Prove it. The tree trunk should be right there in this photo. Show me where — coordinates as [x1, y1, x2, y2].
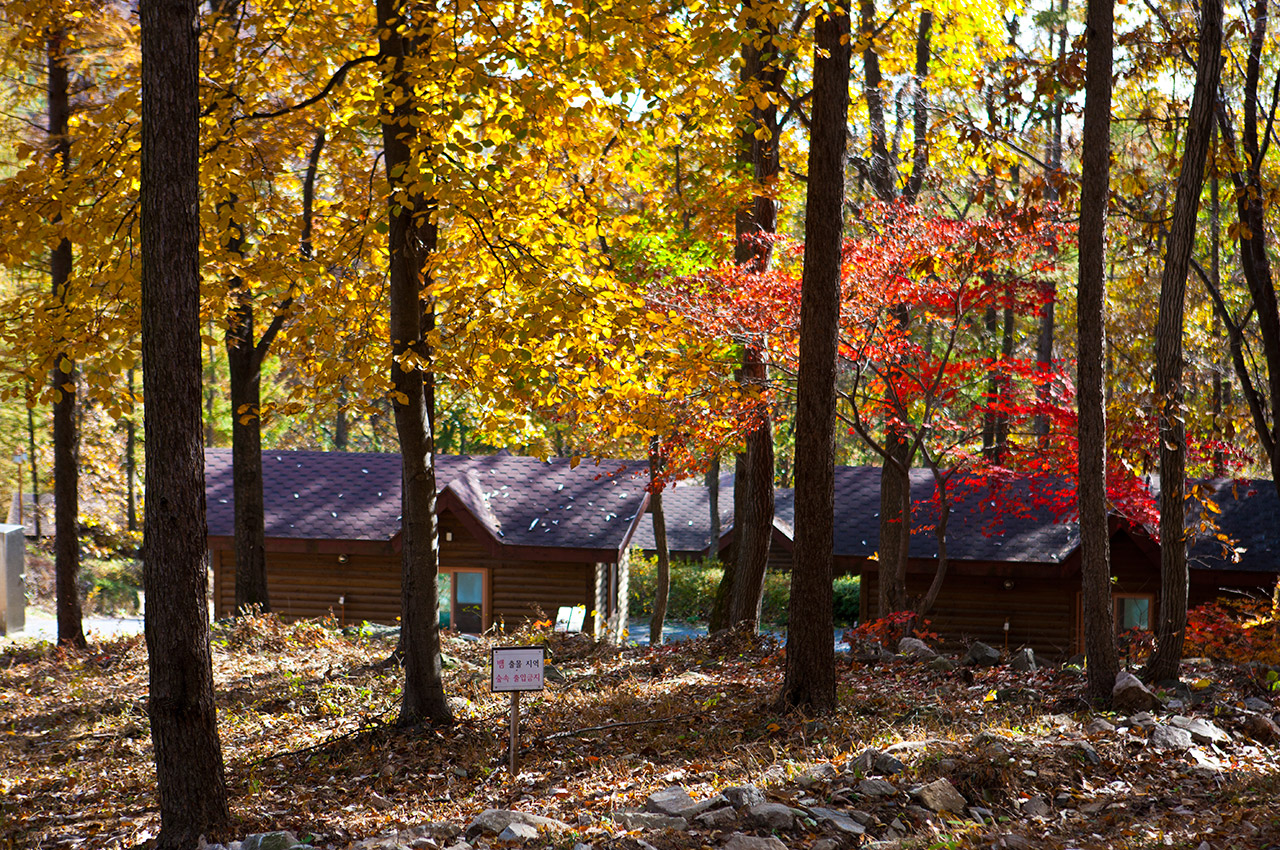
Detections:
[707, 454, 721, 552]
[708, 453, 745, 631]
[378, 0, 452, 727]
[227, 308, 270, 613]
[876, 420, 911, 617]
[48, 27, 85, 650]
[779, 4, 850, 714]
[728, 345, 775, 629]
[1034, 0, 1068, 443]
[140, 0, 230, 841]
[1077, 0, 1120, 702]
[1144, 0, 1223, 683]
[27, 405, 40, 538]
[126, 368, 138, 533]
[648, 444, 671, 645]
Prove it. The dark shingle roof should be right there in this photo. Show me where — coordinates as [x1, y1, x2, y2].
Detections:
[630, 477, 735, 554]
[1189, 478, 1280, 572]
[205, 449, 651, 555]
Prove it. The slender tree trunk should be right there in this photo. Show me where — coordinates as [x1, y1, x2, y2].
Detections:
[140, 0, 230, 841]
[126, 368, 137, 533]
[27, 405, 40, 538]
[48, 27, 85, 649]
[648, 443, 671, 645]
[1035, 0, 1069, 443]
[779, 4, 850, 714]
[728, 346, 775, 629]
[707, 454, 721, 552]
[1077, 0, 1120, 702]
[379, 0, 452, 727]
[227, 312, 270, 612]
[1144, 0, 1223, 683]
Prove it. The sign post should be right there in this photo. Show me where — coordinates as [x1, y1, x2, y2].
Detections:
[491, 646, 545, 775]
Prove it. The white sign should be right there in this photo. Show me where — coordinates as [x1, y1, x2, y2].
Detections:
[491, 646, 545, 692]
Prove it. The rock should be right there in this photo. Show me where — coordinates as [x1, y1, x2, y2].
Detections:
[1020, 795, 1051, 818]
[1072, 741, 1102, 766]
[1009, 647, 1037, 672]
[848, 748, 877, 774]
[645, 786, 697, 817]
[722, 785, 766, 809]
[992, 835, 1034, 850]
[929, 656, 957, 672]
[807, 807, 865, 836]
[798, 763, 840, 787]
[848, 810, 873, 825]
[811, 840, 840, 850]
[897, 637, 938, 660]
[370, 792, 395, 810]
[1149, 725, 1194, 751]
[695, 807, 738, 828]
[543, 664, 566, 683]
[1126, 711, 1157, 730]
[745, 802, 796, 830]
[913, 779, 966, 814]
[1242, 711, 1280, 743]
[722, 834, 787, 850]
[1084, 718, 1115, 735]
[242, 833, 302, 850]
[1113, 671, 1161, 713]
[1169, 715, 1230, 745]
[856, 778, 898, 798]
[611, 812, 688, 830]
[442, 843, 471, 850]
[465, 810, 571, 839]
[1244, 696, 1272, 713]
[496, 824, 539, 842]
[969, 806, 994, 824]
[963, 641, 1001, 667]
[874, 753, 906, 775]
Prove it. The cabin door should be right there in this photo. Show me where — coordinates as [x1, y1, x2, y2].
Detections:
[439, 569, 486, 633]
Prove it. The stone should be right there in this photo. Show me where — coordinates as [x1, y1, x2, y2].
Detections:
[408, 840, 437, 850]
[1020, 796, 1051, 818]
[465, 810, 570, 839]
[1009, 647, 1037, 672]
[242, 833, 302, 850]
[874, 753, 906, 775]
[812, 840, 840, 850]
[1242, 712, 1280, 744]
[543, 664, 566, 683]
[722, 785, 766, 809]
[1064, 654, 1086, 669]
[370, 792, 395, 810]
[913, 779, 967, 814]
[807, 807, 865, 836]
[695, 807, 738, 828]
[495, 824, 539, 842]
[1244, 696, 1272, 713]
[1072, 742, 1102, 766]
[1169, 715, 1230, 745]
[1149, 725, 1194, 751]
[722, 834, 787, 850]
[897, 637, 938, 660]
[442, 843, 472, 850]
[992, 835, 1034, 850]
[969, 806, 994, 824]
[1113, 671, 1161, 713]
[1084, 718, 1116, 735]
[745, 802, 796, 831]
[963, 641, 1001, 667]
[928, 656, 957, 672]
[611, 812, 688, 830]
[856, 778, 898, 798]
[798, 763, 840, 787]
[645, 786, 698, 817]
[1126, 711, 1157, 730]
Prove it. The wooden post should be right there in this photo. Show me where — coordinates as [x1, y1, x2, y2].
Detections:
[509, 691, 520, 774]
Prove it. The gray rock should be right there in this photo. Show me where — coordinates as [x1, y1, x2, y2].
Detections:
[1113, 671, 1161, 713]
[1149, 725, 1194, 751]
[898, 637, 938, 660]
[969, 806, 994, 824]
[1126, 711, 1157, 730]
[913, 778, 967, 814]
[798, 763, 840, 787]
[856, 778, 898, 798]
[695, 807, 738, 828]
[1242, 711, 1280, 743]
[242, 833, 302, 850]
[875, 752, 906, 775]
[722, 834, 787, 850]
[408, 840, 437, 850]
[495, 824, 539, 842]
[1020, 795, 1051, 818]
[745, 802, 796, 830]
[811, 840, 840, 850]
[928, 656, 957, 672]
[964, 641, 1001, 667]
[370, 792, 395, 810]
[1244, 696, 1272, 713]
[1169, 715, 1230, 745]
[1084, 718, 1116, 735]
[807, 807, 865, 836]
[442, 843, 472, 850]
[611, 811, 688, 830]
[543, 664, 566, 683]
[722, 785, 766, 809]
[848, 810, 873, 825]
[1009, 647, 1037, 672]
[572, 844, 592, 850]
[645, 786, 698, 817]
[465, 810, 570, 839]
[1072, 741, 1102, 766]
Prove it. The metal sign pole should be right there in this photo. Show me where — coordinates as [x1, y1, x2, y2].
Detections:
[509, 691, 520, 774]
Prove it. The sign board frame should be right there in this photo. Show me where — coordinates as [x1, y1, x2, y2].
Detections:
[490, 645, 546, 692]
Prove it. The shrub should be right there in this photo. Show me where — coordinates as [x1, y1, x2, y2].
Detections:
[82, 558, 142, 615]
[1185, 591, 1280, 666]
[833, 574, 861, 626]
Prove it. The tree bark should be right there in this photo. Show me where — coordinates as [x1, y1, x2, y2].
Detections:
[1144, 0, 1223, 683]
[48, 26, 85, 649]
[648, 443, 671, 645]
[779, 4, 850, 714]
[1077, 0, 1120, 702]
[728, 346, 775, 629]
[126, 368, 138, 533]
[27, 405, 41, 538]
[140, 0, 230, 842]
[378, 0, 452, 727]
[707, 454, 721, 552]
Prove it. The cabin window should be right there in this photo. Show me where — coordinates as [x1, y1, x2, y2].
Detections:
[439, 569, 487, 633]
[1114, 594, 1152, 631]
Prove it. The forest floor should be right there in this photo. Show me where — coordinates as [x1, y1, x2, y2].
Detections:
[2, 614, 1279, 850]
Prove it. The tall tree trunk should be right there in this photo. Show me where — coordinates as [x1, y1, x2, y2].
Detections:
[648, 441, 671, 645]
[140, 0, 230, 841]
[378, 0, 452, 727]
[779, 4, 850, 714]
[48, 27, 84, 649]
[728, 346, 775, 629]
[126, 368, 137, 533]
[27, 405, 40, 538]
[707, 454, 721, 553]
[1035, 0, 1069, 443]
[1077, 0, 1120, 702]
[1144, 0, 1223, 683]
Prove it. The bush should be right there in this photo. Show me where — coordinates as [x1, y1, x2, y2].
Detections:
[1185, 592, 1280, 666]
[82, 557, 142, 615]
[626, 551, 860, 628]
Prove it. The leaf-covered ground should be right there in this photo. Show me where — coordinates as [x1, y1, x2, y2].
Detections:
[2, 615, 1279, 850]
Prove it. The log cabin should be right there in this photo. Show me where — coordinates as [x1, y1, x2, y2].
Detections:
[205, 450, 651, 639]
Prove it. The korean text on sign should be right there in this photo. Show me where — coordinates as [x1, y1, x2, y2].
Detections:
[491, 646, 546, 692]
